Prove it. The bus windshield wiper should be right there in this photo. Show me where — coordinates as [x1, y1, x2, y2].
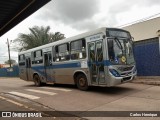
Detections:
[114, 37, 123, 50]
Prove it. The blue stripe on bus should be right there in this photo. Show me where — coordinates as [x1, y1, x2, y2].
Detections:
[104, 60, 111, 66]
[31, 60, 111, 72]
[31, 66, 53, 81]
[52, 62, 81, 69]
[32, 66, 45, 76]
[88, 60, 111, 67]
[31, 60, 111, 81]
[32, 62, 81, 70]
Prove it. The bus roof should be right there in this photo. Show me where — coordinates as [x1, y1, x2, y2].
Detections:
[18, 27, 126, 55]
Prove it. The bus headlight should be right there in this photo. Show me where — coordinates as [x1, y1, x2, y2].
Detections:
[109, 69, 121, 77]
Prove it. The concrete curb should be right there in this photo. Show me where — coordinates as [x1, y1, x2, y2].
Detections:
[132, 76, 160, 86]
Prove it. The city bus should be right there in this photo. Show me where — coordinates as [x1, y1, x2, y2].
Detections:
[18, 27, 137, 90]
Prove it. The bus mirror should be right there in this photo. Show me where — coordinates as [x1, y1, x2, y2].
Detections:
[132, 37, 134, 41]
[103, 35, 106, 39]
[130, 37, 134, 44]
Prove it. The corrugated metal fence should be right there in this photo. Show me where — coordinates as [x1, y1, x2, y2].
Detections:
[0, 65, 19, 77]
[133, 37, 160, 76]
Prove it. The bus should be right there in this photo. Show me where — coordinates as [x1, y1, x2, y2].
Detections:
[18, 27, 137, 90]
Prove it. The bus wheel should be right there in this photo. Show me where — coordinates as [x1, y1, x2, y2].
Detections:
[76, 74, 89, 91]
[33, 75, 41, 87]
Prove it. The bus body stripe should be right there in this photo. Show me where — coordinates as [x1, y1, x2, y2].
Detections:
[88, 60, 111, 67]
[52, 62, 81, 69]
[31, 60, 111, 72]
[32, 62, 81, 70]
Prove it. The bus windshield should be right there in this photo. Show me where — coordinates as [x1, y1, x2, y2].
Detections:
[107, 30, 135, 65]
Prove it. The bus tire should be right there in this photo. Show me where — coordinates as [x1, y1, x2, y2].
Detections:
[76, 74, 89, 91]
[33, 75, 41, 87]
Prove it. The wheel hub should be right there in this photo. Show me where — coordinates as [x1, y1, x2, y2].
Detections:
[79, 78, 85, 86]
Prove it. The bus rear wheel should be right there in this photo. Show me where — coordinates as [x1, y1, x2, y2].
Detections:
[33, 75, 41, 87]
[76, 74, 89, 91]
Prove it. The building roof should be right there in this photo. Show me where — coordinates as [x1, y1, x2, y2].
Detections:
[0, 0, 50, 37]
[123, 17, 160, 41]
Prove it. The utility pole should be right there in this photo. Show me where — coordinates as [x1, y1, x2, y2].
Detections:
[7, 38, 11, 68]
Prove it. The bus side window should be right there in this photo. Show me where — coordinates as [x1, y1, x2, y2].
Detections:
[71, 39, 86, 60]
[32, 50, 43, 64]
[55, 46, 59, 62]
[52, 46, 56, 62]
[19, 54, 25, 66]
[56, 43, 70, 62]
[19, 54, 25, 61]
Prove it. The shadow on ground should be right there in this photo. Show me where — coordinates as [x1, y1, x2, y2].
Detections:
[23, 83, 134, 95]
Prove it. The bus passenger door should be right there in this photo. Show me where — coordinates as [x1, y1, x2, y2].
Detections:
[26, 57, 31, 80]
[44, 52, 54, 83]
[88, 40, 105, 85]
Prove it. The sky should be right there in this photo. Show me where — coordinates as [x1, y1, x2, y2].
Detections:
[0, 0, 160, 64]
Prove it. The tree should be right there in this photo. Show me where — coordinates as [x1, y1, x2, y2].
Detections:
[13, 26, 65, 51]
[4, 59, 17, 65]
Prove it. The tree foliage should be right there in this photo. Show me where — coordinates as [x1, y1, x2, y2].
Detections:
[13, 26, 65, 51]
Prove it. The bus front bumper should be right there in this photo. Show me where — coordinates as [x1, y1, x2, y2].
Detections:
[109, 73, 137, 86]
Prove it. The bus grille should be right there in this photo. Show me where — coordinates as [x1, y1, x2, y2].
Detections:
[118, 66, 134, 72]
[121, 72, 132, 76]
